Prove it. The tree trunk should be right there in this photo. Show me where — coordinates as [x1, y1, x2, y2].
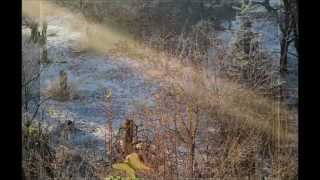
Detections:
[124, 119, 134, 156]
[187, 140, 195, 178]
[30, 22, 39, 43]
[41, 46, 48, 64]
[108, 120, 113, 163]
[293, 24, 298, 52]
[279, 1, 292, 73]
[280, 35, 289, 73]
[173, 115, 179, 180]
[59, 70, 68, 99]
[291, 1, 299, 52]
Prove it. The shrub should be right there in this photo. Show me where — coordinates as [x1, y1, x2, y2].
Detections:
[22, 35, 41, 112]
[44, 71, 79, 101]
[22, 119, 56, 180]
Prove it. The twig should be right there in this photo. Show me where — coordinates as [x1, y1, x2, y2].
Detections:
[30, 96, 52, 122]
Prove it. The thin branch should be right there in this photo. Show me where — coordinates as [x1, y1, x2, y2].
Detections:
[30, 96, 52, 122]
[22, 72, 41, 88]
[167, 127, 187, 144]
[288, 37, 296, 44]
[272, 50, 298, 58]
[22, 62, 50, 88]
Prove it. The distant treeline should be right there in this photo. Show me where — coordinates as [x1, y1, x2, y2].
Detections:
[52, 0, 239, 38]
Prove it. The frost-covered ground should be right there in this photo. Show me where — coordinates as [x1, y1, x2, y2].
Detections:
[23, 14, 160, 158]
[23, 1, 298, 164]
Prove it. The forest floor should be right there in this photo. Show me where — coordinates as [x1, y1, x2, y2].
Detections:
[23, 12, 165, 162]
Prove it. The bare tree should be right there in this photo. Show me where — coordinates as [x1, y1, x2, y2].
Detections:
[269, 0, 297, 73]
[171, 85, 201, 178]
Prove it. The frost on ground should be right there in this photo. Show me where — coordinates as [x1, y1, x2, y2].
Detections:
[23, 12, 298, 161]
[23, 14, 160, 160]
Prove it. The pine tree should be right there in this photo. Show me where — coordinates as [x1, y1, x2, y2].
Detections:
[230, 15, 273, 89]
[231, 16, 255, 69]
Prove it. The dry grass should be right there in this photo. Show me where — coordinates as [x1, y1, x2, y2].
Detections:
[23, 1, 297, 179]
[85, 26, 297, 179]
[22, 117, 99, 180]
[110, 41, 297, 178]
[128, 77, 297, 179]
[22, 118, 56, 180]
[44, 77, 80, 102]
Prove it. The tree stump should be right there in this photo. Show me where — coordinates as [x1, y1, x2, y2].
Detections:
[40, 21, 47, 46]
[30, 22, 40, 43]
[42, 21, 47, 39]
[62, 120, 74, 141]
[124, 119, 134, 156]
[59, 70, 69, 99]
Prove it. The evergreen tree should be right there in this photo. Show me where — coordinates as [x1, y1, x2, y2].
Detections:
[230, 15, 274, 89]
